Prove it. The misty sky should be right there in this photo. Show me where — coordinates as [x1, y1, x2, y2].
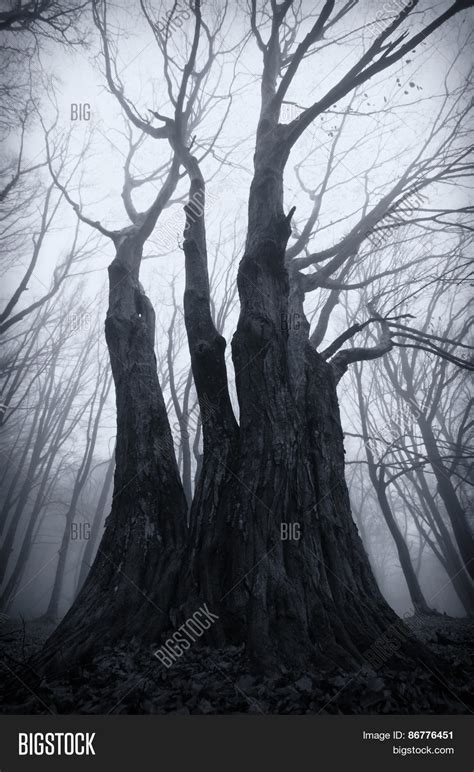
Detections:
[2, 0, 472, 618]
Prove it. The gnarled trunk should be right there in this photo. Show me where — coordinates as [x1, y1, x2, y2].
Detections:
[36, 234, 187, 674]
[34, 121, 425, 679]
[181, 134, 416, 669]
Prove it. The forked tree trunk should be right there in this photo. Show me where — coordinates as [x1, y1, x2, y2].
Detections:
[180, 128, 419, 669]
[35, 133, 423, 676]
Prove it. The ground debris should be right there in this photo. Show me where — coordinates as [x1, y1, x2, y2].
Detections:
[0, 614, 472, 714]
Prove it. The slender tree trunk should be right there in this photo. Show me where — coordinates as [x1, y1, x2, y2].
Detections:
[417, 415, 474, 580]
[374, 478, 432, 615]
[411, 469, 474, 614]
[354, 366, 433, 615]
[385, 353, 474, 580]
[0, 333, 89, 575]
[0, 467, 51, 613]
[0, 377, 83, 611]
[1, 464, 63, 613]
[0, 357, 58, 575]
[44, 372, 112, 621]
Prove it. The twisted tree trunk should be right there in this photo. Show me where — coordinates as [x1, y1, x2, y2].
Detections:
[178, 127, 417, 669]
[36, 232, 187, 673]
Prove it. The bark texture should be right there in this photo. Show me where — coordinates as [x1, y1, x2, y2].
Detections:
[34, 121, 426, 678]
[175, 128, 418, 670]
[36, 233, 187, 674]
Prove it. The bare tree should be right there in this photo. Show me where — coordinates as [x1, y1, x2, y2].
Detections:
[34, 1, 473, 676]
[353, 360, 433, 615]
[0, 291, 108, 611]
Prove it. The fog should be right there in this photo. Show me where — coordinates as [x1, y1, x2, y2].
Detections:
[1, 0, 472, 628]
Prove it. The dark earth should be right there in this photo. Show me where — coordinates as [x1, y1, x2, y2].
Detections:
[1, 614, 472, 714]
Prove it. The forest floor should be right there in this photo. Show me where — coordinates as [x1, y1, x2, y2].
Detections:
[0, 614, 472, 714]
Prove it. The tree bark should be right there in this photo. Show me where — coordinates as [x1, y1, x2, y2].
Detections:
[43, 372, 112, 621]
[180, 129, 418, 669]
[36, 233, 187, 674]
[75, 453, 115, 593]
